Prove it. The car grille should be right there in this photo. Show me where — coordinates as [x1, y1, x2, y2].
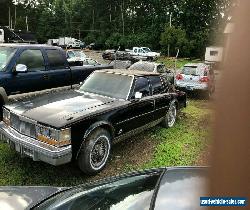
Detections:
[10, 113, 36, 138]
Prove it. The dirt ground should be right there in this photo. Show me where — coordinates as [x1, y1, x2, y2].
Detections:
[84, 50, 108, 64]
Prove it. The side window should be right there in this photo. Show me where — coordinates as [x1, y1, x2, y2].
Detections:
[149, 76, 164, 95]
[16, 49, 45, 71]
[67, 51, 75, 58]
[134, 49, 137, 53]
[133, 77, 150, 98]
[46, 49, 66, 70]
[157, 65, 166, 73]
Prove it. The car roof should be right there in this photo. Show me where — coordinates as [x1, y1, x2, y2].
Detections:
[0, 43, 62, 50]
[97, 69, 160, 76]
[184, 63, 206, 67]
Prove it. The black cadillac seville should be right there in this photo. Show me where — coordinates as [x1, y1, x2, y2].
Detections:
[0, 69, 186, 174]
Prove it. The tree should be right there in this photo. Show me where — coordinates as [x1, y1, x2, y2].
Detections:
[160, 26, 191, 57]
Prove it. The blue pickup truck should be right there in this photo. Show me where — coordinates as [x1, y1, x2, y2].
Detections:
[0, 44, 113, 115]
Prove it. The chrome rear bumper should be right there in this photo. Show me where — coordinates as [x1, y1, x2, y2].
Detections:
[0, 122, 72, 166]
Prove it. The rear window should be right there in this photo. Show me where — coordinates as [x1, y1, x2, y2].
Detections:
[35, 173, 161, 210]
[182, 66, 199, 76]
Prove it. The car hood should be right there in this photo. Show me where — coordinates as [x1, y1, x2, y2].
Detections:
[0, 186, 65, 210]
[6, 89, 128, 128]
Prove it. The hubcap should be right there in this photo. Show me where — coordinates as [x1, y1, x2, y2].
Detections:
[167, 104, 176, 127]
[90, 136, 110, 170]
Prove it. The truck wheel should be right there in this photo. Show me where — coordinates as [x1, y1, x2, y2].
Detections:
[161, 101, 177, 128]
[78, 128, 111, 175]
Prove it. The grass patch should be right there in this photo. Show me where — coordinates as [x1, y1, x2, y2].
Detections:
[127, 100, 212, 171]
[157, 57, 201, 69]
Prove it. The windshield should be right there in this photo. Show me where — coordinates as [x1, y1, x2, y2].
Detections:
[73, 51, 86, 58]
[142, 47, 151, 53]
[35, 173, 161, 210]
[182, 66, 199, 76]
[79, 72, 133, 100]
[129, 62, 155, 72]
[0, 47, 17, 71]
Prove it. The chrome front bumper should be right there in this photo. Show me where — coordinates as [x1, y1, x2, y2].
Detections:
[0, 122, 72, 166]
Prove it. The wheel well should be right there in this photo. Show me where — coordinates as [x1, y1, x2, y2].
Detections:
[98, 124, 114, 138]
[75, 123, 114, 159]
[0, 95, 5, 105]
[174, 101, 179, 110]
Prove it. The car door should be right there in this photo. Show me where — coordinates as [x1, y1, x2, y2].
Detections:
[44, 49, 72, 89]
[115, 76, 155, 135]
[148, 76, 172, 121]
[10, 48, 47, 94]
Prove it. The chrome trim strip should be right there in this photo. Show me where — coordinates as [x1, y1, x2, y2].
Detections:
[114, 117, 164, 144]
[116, 105, 168, 125]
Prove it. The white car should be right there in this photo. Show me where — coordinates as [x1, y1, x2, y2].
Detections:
[128, 61, 175, 84]
[176, 63, 215, 97]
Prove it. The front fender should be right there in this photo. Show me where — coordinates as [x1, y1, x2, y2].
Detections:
[75, 121, 115, 159]
[83, 121, 115, 139]
[0, 87, 9, 104]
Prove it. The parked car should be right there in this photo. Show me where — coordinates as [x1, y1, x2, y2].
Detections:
[0, 70, 186, 175]
[0, 167, 207, 210]
[175, 63, 215, 97]
[0, 44, 113, 117]
[102, 49, 131, 61]
[129, 61, 175, 85]
[102, 47, 160, 62]
[127, 47, 160, 61]
[66, 49, 87, 62]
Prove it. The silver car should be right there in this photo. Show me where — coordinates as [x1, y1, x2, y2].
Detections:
[176, 63, 215, 97]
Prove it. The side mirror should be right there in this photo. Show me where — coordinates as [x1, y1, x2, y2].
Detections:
[135, 92, 142, 100]
[16, 64, 27, 73]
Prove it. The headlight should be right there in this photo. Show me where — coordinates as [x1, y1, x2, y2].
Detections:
[3, 108, 10, 126]
[36, 125, 71, 147]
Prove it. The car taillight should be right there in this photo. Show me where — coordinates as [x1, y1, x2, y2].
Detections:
[176, 74, 184, 80]
[199, 76, 209, 83]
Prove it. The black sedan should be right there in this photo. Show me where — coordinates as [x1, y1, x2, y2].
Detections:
[0, 167, 208, 210]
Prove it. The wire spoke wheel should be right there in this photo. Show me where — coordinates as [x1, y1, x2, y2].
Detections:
[167, 103, 177, 127]
[90, 135, 110, 170]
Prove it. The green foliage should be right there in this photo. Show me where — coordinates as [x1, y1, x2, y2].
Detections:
[160, 26, 191, 57]
[1, 0, 235, 57]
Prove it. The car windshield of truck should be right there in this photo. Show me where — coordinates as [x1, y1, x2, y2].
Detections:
[129, 62, 155, 72]
[35, 173, 161, 210]
[79, 72, 133, 100]
[182, 66, 199, 76]
[142, 47, 151, 53]
[74, 50, 86, 58]
[0, 47, 16, 71]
